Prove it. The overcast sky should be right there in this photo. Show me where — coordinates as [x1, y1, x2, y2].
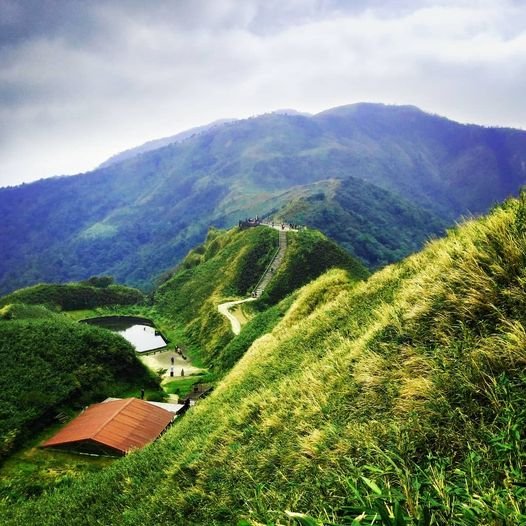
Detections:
[1, 0, 525, 187]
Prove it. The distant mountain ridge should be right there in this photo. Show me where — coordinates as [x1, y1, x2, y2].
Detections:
[98, 118, 236, 168]
[1, 102, 526, 294]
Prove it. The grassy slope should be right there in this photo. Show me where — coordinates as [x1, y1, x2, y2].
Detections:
[6, 196, 526, 524]
[155, 226, 279, 364]
[156, 226, 367, 369]
[260, 228, 369, 307]
[0, 282, 145, 311]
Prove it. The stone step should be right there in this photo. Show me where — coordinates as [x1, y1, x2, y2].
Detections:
[251, 228, 288, 297]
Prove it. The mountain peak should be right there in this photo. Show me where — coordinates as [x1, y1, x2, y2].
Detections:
[314, 101, 426, 118]
[98, 118, 236, 169]
[269, 108, 312, 117]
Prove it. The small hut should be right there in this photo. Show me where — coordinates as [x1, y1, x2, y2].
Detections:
[42, 398, 174, 456]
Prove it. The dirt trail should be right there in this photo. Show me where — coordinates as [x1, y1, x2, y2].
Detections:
[218, 223, 296, 334]
[217, 297, 256, 335]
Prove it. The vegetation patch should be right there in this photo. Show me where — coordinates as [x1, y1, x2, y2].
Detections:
[0, 316, 159, 463]
[0, 279, 144, 311]
[163, 372, 215, 398]
[0, 424, 114, 503]
[260, 228, 368, 306]
[212, 294, 296, 373]
[5, 195, 526, 524]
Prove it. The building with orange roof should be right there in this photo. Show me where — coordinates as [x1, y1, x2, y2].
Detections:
[42, 398, 174, 456]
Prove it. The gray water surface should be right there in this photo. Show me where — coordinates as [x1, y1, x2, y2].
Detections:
[82, 316, 167, 353]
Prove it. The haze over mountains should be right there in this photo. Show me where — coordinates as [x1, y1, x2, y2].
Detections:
[1, 102, 526, 295]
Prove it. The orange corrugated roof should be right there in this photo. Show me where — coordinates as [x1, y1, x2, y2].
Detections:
[42, 398, 173, 454]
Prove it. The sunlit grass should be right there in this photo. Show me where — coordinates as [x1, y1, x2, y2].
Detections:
[5, 194, 526, 524]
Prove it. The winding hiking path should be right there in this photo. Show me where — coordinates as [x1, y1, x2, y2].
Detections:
[217, 297, 256, 335]
[218, 224, 294, 335]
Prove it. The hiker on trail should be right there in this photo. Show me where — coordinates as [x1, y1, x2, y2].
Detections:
[140, 388, 145, 400]
[171, 356, 174, 365]
[170, 366, 174, 377]
[181, 368, 185, 377]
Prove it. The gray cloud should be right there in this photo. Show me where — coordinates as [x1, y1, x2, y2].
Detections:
[0, 0, 525, 186]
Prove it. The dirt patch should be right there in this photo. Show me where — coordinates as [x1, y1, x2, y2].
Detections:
[139, 350, 204, 383]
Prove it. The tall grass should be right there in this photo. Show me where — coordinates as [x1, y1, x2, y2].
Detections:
[4, 195, 526, 524]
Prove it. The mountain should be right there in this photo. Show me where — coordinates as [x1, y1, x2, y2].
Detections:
[271, 175, 446, 267]
[4, 193, 526, 525]
[1, 102, 526, 294]
[98, 118, 236, 168]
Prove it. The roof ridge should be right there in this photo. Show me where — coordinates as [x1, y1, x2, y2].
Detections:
[91, 397, 136, 440]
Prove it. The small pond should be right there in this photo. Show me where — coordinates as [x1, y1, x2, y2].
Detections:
[81, 316, 167, 353]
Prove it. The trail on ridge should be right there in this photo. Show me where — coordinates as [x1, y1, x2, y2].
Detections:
[218, 225, 291, 335]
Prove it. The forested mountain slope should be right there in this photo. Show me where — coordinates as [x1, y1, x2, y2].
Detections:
[5, 194, 526, 525]
[98, 118, 235, 168]
[273, 175, 446, 267]
[2, 103, 526, 294]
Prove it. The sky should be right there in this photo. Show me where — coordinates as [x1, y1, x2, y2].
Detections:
[1, 0, 526, 187]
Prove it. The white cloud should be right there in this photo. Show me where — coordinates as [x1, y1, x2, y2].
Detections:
[0, 0, 525, 186]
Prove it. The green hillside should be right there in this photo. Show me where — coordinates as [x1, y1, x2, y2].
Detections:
[259, 227, 368, 306]
[0, 313, 158, 463]
[2, 103, 526, 294]
[155, 225, 367, 367]
[0, 281, 145, 311]
[155, 226, 278, 364]
[274, 176, 446, 268]
[4, 195, 526, 523]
